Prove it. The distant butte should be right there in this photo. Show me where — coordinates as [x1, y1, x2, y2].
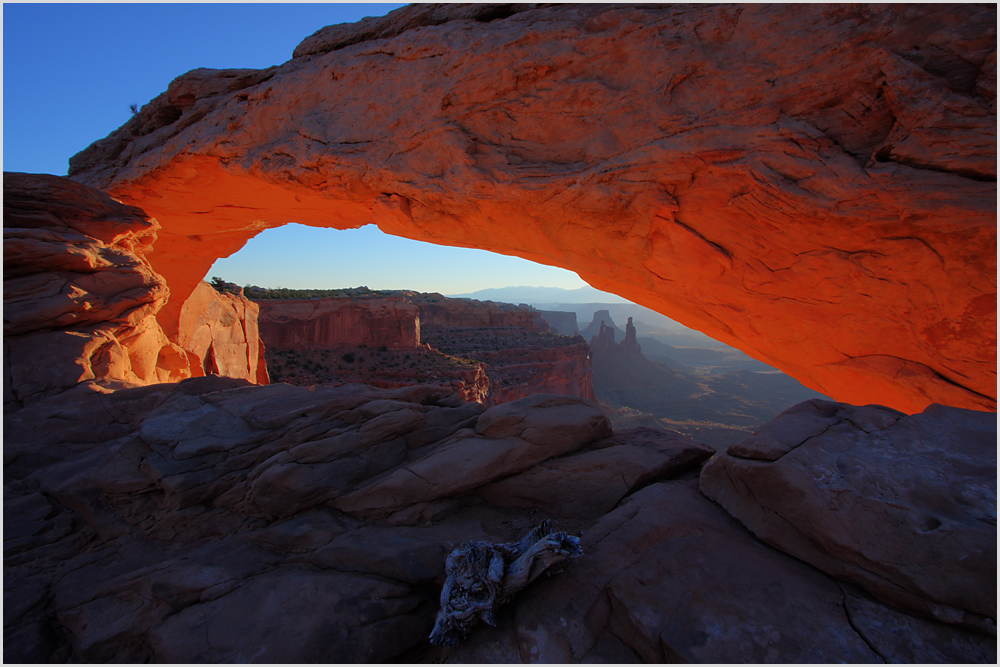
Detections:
[66, 3, 995, 413]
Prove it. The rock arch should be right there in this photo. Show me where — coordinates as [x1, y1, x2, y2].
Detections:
[68, 3, 996, 413]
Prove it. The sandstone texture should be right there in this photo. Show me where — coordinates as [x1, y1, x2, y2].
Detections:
[4, 379, 713, 662]
[429, 480, 996, 663]
[334, 393, 612, 517]
[4, 375, 994, 662]
[257, 295, 420, 349]
[4, 176, 270, 410]
[700, 399, 997, 634]
[3, 173, 187, 408]
[66, 3, 996, 414]
[476, 426, 713, 519]
[178, 281, 268, 383]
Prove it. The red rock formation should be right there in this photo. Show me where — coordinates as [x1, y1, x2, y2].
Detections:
[66, 4, 996, 414]
[257, 297, 420, 349]
[177, 281, 268, 384]
[264, 343, 493, 405]
[255, 292, 593, 405]
[3, 173, 191, 407]
[415, 295, 540, 330]
[3, 175, 270, 406]
[476, 340, 595, 405]
[620, 316, 640, 354]
[581, 310, 624, 343]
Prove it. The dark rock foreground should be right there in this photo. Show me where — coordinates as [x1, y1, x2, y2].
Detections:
[4, 377, 995, 662]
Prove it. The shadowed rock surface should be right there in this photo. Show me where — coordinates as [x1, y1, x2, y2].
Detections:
[67, 3, 996, 414]
[4, 377, 995, 662]
[423, 480, 997, 663]
[701, 399, 997, 634]
[3, 378, 713, 662]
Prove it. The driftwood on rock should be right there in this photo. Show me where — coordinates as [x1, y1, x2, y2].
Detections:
[429, 521, 583, 646]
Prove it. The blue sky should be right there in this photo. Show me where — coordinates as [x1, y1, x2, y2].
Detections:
[3, 2, 592, 294]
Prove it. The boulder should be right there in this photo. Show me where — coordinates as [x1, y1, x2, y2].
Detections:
[66, 4, 996, 414]
[484, 480, 991, 663]
[477, 427, 713, 518]
[510, 481, 877, 662]
[334, 394, 612, 516]
[700, 399, 997, 633]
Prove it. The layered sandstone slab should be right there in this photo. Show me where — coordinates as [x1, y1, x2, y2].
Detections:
[503, 480, 995, 664]
[67, 4, 996, 414]
[5, 378, 995, 662]
[700, 399, 997, 633]
[3, 173, 188, 407]
[3, 176, 269, 408]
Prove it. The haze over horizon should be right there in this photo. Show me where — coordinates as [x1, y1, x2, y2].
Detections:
[4, 2, 604, 299]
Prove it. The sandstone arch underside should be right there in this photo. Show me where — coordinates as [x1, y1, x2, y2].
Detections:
[68, 3, 996, 414]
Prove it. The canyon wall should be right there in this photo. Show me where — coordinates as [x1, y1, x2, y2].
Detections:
[415, 295, 540, 330]
[477, 341, 595, 405]
[65, 3, 996, 414]
[538, 310, 579, 336]
[413, 295, 594, 403]
[257, 297, 420, 349]
[177, 281, 268, 384]
[255, 293, 593, 406]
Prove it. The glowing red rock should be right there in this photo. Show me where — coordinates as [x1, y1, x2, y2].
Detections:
[177, 281, 268, 383]
[67, 4, 996, 413]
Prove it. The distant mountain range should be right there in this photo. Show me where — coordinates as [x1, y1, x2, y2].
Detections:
[447, 285, 631, 304]
[447, 285, 693, 335]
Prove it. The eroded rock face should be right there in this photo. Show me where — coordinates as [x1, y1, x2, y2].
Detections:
[66, 3, 996, 413]
[417, 296, 540, 330]
[257, 296, 421, 349]
[3, 173, 188, 408]
[3, 176, 270, 409]
[178, 281, 268, 383]
[256, 292, 595, 406]
[700, 399, 997, 634]
[537, 310, 578, 336]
